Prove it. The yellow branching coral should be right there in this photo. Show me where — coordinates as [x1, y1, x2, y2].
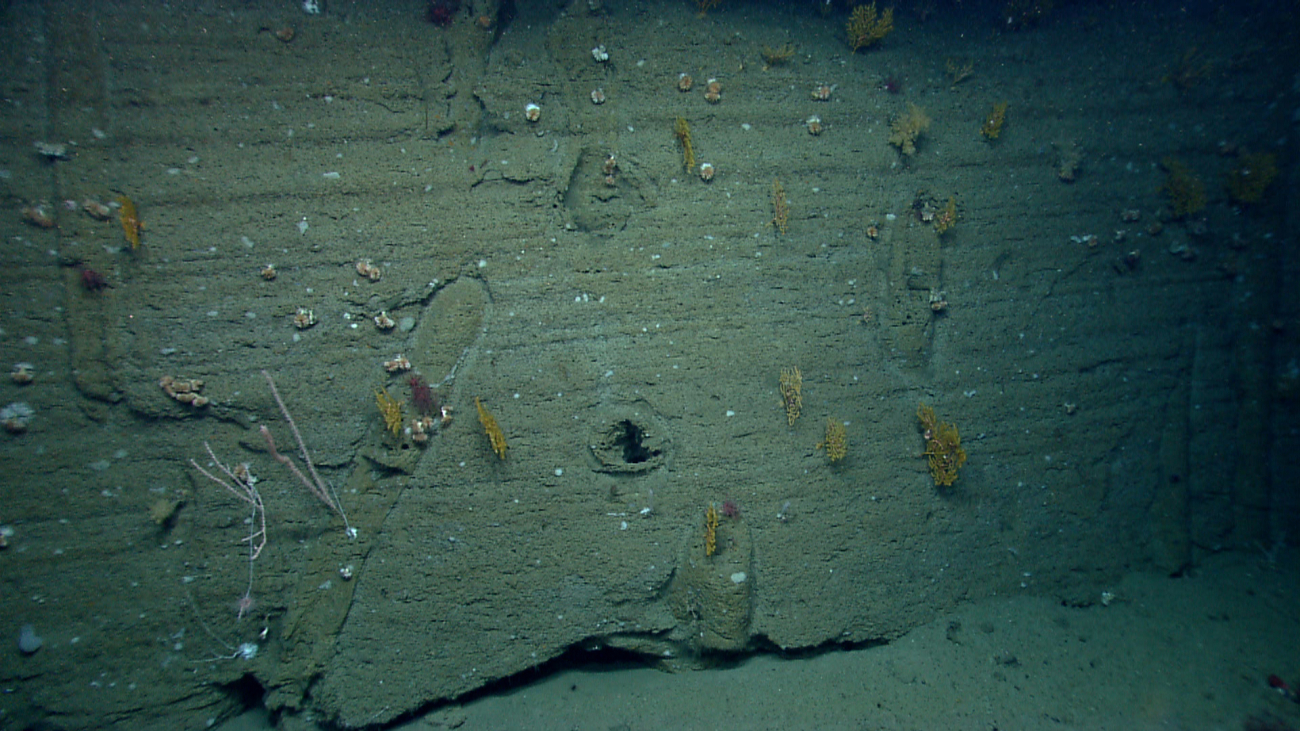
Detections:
[771, 178, 789, 234]
[946, 58, 974, 86]
[918, 403, 967, 487]
[779, 366, 802, 426]
[704, 504, 719, 557]
[933, 196, 957, 235]
[981, 102, 1008, 140]
[889, 103, 930, 156]
[846, 3, 893, 52]
[696, 0, 722, 16]
[375, 388, 404, 438]
[475, 396, 507, 460]
[674, 117, 695, 172]
[761, 43, 796, 67]
[1225, 152, 1278, 204]
[117, 195, 144, 250]
[817, 418, 848, 462]
[1162, 46, 1209, 93]
[1160, 156, 1206, 218]
[1005, 0, 1054, 29]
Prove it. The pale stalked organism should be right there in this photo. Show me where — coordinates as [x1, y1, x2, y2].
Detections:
[356, 259, 381, 282]
[383, 355, 411, 373]
[293, 308, 316, 330]
[10, 363, 34, 385]
[703, 77, 722, 104]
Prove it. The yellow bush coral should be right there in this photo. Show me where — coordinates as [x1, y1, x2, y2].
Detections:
[704, 504, 719, 556]
[933, 196, 957, 235]
[889, 103, 930, 156]
[1225, 152, 1277, 204]
[674, 117, 695, 172]
[846, 3, 893, 52]
[771, 178, 789, 234]
[475, 396, 508, 459]
[981, 102, 1008, 140]
[779, 366, 802, 425]
[375, 388, 404, 438]
[1160, 156, 1206, 218]
[918, 403, 966, 487]
[817, 418, 848, 462]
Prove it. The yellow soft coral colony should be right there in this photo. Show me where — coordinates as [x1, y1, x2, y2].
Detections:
[375, 388, 404, 438]
[981, 102, 1008, 140]
[475, 396, 508, 460]
[117, 195, 144, 250]
[846, 3, 894, 52]
[933, 196, 957, 235]
[779, 366, 803, 426]
[771, 178, 789, 234]
[704, 504, 719, 557]
[817, 418, 848, 462]
[917, 403, 967, 487]
[1225, 152, 1278, 204]
[1160, 156, 1206, 218]
[674, 117, 695, 172]
[889, 103, 930, 156]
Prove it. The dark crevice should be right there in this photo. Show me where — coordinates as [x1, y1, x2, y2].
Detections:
[613, 419, 653, 464]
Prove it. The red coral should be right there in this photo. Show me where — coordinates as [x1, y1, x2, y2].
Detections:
[409, 374, 438, 416]
[426, 0, 459, 27]
[80, 267, 110, 292]
[721, 500, 741, 520]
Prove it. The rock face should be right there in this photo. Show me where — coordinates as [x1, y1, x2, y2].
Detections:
[668, 515, 756, 653]
[0, 0, 1289, 729]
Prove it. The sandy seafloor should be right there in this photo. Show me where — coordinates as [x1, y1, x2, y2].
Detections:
[210, 551, 1300, 730]
[400, 554, 1300, 731]
[2, 0, 1299, 728]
